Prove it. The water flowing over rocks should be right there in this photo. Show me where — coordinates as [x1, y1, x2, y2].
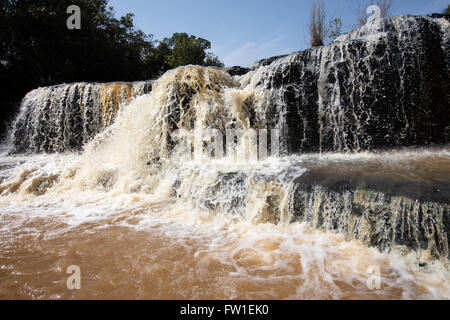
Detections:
[10, 15, 449, 155]
[246, 14, 449, 154]
[168, 152, 450, 260]
[3, 15, 450, 261]
[9, 81, 153, 153]
[288, 161, 450, 260]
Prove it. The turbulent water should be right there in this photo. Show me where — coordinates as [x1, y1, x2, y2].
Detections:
[0, 151, 449, 299]
[9, 81, 153, 153]
[0, 66, 448, 299]
[1, 15, 449, 299]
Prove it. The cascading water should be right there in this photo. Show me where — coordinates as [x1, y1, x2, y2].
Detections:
[0, 15, 449, 299]
[8, 81, 153, 153]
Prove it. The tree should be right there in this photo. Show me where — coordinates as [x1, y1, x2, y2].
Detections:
[143, 39, 172, 78]
[163, 33, 224, 69]
[166, 33, 211, 67]
[309, 0, 327, 47]
[0, 0, 155, 136]
[204, 52, 225, 68]
[357, 0, 393, 26]
[142, 33, 224, 79]
[328, 17, 343, 41]
[444, 5, 450, 15]
[0, 1, 224, 137]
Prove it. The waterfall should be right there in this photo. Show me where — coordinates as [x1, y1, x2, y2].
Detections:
[245, 15, 449, 153]
[1, 15, 449, 261]
[9, 15, 449, 155]
[8, 81, 153, 153]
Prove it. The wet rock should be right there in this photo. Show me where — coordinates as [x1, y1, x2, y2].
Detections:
[225, 66, 250, 76]
[10, 15, 449, 155]
[169, 157, 450, 260]
[251, 54, 291, 69]
[288, 168, 450, 260]
[248, 15, 449, 153]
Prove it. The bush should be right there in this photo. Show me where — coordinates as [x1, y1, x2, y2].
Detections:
[309, 0, 327, 47]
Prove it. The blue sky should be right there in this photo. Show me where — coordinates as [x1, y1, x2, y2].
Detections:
[109, 0, 448, 67]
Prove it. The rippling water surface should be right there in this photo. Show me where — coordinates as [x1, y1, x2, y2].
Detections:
[0, 151, 448, 300]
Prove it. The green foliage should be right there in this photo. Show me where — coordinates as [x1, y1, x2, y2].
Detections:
[142, 33, 224, 78]
[328, 18, 343, 41]
[204, 52, 225, 68]
[0, 0, 224, 136]
[143, 40, 172, 78]
[166, 33, 211, 67]
[0, 0, 153, 133]
[445, 5, 450, 15]
[1, 0, 153, 83]
[155, 33, 224, 72]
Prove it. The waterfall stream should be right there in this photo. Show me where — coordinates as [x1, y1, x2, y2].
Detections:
[0, 15, 448, 299]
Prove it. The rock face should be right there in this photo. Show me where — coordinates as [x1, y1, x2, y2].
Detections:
[224, 66, 250, 76]
[244, 15, 449, 154]
[9, 81, 153, 153]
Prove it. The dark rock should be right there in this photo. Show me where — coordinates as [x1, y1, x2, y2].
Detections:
[288, 167, 450, 259]
[251, 54, 292, 69]
[225, 66, 250, 76]
[428, 14, 449, 19]
[249, 15, 450, 154]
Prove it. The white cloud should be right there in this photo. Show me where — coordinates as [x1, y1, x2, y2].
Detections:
[218, 32, 291, 67]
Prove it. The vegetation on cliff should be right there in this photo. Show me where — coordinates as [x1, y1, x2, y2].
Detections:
[0, 0, 223, 136]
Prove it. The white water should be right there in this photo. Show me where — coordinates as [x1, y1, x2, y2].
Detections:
[0, 151, 449, 299]
[0, 66, 449, 299]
